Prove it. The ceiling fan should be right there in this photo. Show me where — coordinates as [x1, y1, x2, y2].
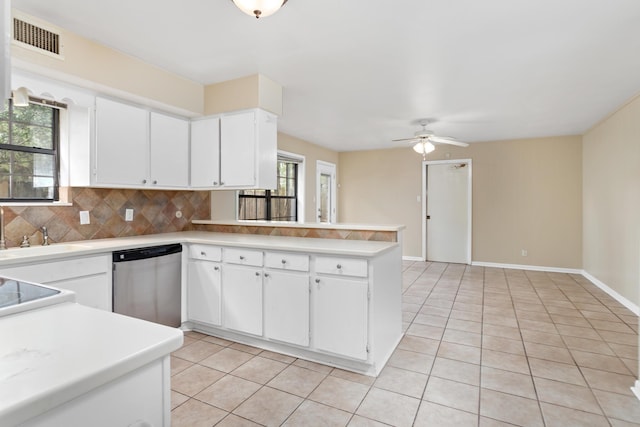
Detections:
[393, 120, 469, 159]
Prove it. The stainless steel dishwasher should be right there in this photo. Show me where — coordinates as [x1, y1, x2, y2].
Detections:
[112, 243, 182, 327]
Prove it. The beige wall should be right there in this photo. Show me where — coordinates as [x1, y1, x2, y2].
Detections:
[12, 12, 203, 114]
[211, 132, 340, 222]
[583, 95, 640, 305]
[204, 74, 283, 116]
[339, 136, 583, 268]
[338, 148, 423, 256]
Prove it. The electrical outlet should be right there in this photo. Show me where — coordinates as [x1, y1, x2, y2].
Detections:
[521, 249, 528, 257]
[125, 209, 134, 222]
[79, 211, 90, 225]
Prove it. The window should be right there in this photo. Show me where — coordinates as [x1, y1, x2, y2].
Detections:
[238, 157, 299, 221]
[0, 98, 61, 201]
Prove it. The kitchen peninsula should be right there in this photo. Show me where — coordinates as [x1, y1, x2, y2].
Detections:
[0, 230, 404, 380]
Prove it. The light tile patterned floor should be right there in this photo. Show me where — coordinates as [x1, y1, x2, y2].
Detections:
[171, 261, 640, 426]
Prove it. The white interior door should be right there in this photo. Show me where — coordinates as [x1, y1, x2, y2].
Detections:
[316, 161, 337, 223]
[424, 160, 472, 263]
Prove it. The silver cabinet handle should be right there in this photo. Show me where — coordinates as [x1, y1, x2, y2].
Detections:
[220, 181, 225, 185]
[315, 278, 320, 284]
[214, 266, 220, 271]
[264, 273, 270, 278]
[213, 181, 218, 186]
[142, 179, 147, 184]
[153, 180, 157, 184]
[255, 271, 260, 276]
[200, 251, 206, 256]
[337, 264, 342, 269]
[281, 259, 287, 264]
[240, 255, 245, 260]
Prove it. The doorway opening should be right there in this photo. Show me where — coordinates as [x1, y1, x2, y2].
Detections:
[316, 161, 337, 223]
[422, 159, 472, 263]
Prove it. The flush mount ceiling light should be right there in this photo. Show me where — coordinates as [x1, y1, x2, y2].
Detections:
[232, 0, 288, 19]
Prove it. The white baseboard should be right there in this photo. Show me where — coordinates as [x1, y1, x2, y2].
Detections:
[581, 271, 640, 316]
[402, 256, 424, 262]
[471, 261, 582, 274]
[470, 261, 639, 315]
[633, 381, 640, 402]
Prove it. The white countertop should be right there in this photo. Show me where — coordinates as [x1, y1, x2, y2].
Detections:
[0, 231, 399, 266]
[193, 220, 406, 232]
[0, 302, 183, 426]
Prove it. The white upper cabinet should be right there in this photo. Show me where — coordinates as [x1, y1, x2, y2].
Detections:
[191, 108, 277, 190]
[220, 110, 256, 187]
[95, 97, 149, 186]
[150, 112, 189, 187]
[0, 0, 10, 106]
[190, 117, 220, 188]
[94, 97, 189, 189]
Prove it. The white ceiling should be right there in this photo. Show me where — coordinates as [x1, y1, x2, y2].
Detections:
[12, 0, 640, 152]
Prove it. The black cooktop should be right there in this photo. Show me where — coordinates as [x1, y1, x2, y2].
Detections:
[0, 277, 60, 308]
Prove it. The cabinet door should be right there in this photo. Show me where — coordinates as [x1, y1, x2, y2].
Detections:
[150, 112, 189, 187]
[190, 117, 221, 188]
[222, 264, 262, 336]
[313, 276, 368, 360]
[187, 260, 222, 326]
[95, 97, 149, 186]
[220, 111, 256, 187]
[264, 270, 309, 346]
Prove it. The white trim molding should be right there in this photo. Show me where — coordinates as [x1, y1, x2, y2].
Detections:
[472, 261, 640, 316]
[581, 271, 640, 316]
[632, 381, 640, 402]
[471, 261, 582, 275]
[402, 256, 424, 262]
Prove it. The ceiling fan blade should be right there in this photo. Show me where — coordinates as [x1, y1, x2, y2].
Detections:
[392, 137, 420, 142]
[429, 136, 469, 147]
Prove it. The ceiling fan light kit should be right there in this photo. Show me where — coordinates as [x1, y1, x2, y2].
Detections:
[413, 141, 435, 160]
[392, 120, 469, 159]
[232, 0, 288, 18]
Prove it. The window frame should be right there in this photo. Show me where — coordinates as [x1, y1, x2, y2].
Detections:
[0, 97, 62, 202]
[237, 153, 303, 222]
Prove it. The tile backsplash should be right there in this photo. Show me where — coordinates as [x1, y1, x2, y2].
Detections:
[1, 188, 210, 248]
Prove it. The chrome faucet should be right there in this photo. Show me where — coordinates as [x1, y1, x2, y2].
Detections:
[41, 226, 50, 246]
[0, 206, 6, 250]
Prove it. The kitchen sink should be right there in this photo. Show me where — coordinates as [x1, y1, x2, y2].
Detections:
[0, 243, 92, 258]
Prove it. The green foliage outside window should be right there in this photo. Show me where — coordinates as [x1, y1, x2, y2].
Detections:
[0, 99, 59, 201]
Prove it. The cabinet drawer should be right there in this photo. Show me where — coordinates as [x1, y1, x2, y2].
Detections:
[315, 256, 368, 278]
[189, 245, 222, 262]
[223, 248, 263, 266]
[264, 252, 309, 272]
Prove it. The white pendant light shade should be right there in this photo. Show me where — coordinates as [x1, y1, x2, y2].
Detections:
[413, 141, 435, 155]
[232, 0, 288, 18]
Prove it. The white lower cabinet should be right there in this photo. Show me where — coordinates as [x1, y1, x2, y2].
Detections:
[222, 264, 263, 336]
[184, 242, 402, 376]
[0, 255, 111, 311]
[187, 260, 222, 326]
[313, 275, 368, 360]
[264, 270, 309, 347]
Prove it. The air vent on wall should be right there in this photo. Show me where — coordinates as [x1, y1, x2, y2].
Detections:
[13, 17, 62, 57]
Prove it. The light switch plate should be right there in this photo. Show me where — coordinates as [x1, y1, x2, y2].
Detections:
[125, 208, 134, 221]
[79, 211, 90, 225]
